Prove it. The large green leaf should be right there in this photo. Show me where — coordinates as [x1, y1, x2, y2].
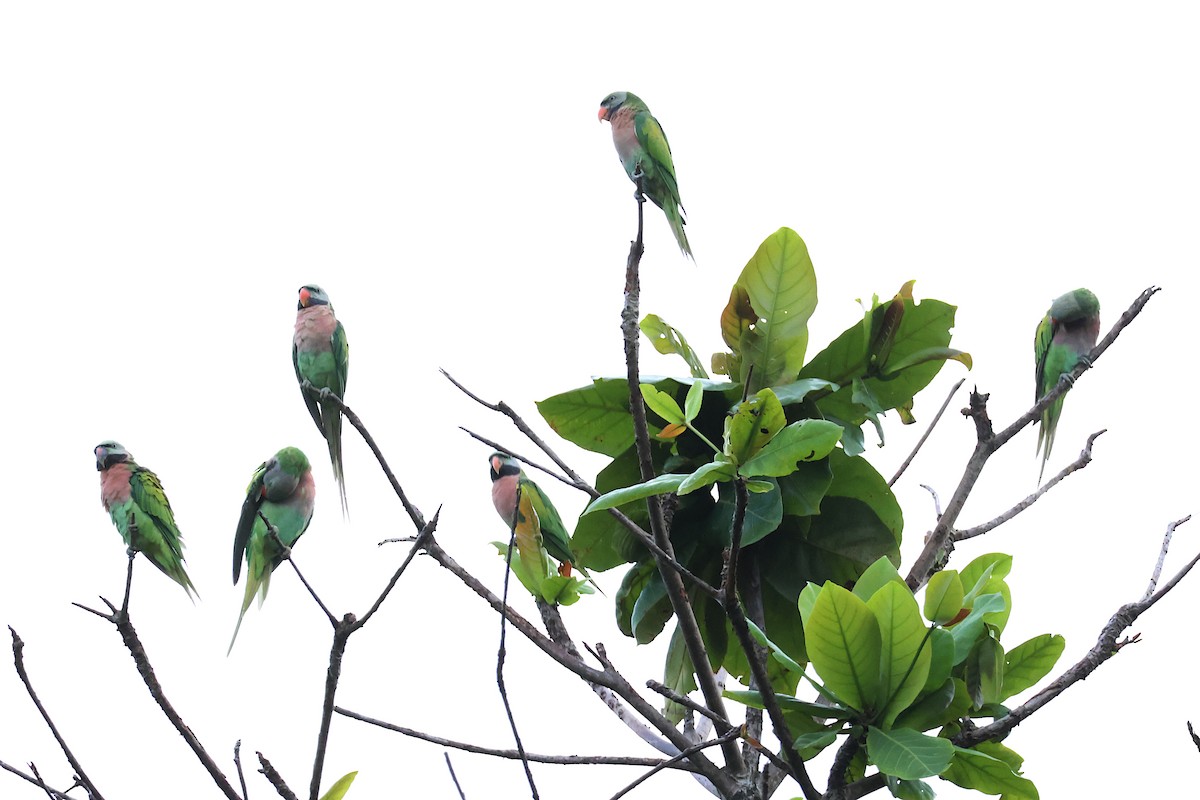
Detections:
[724, 388, 786, 465]
[868, 582, 933, 728]
[615, 560, 658, 640]
[640, 384, 686, 426]
[961, 553, 1013, 634]
[662, 624, 695, 724]
[318, 772, 358, 800]
[824, 449, 903, 546]
[1001, 634, 1065, 701]
[585, 472, 686, 514]
[800, 296, 967, 427]
[885, 776, 936, 800]
[537, 378, 638, 457]
[852, 556, 906, 603]
[739, 419, 842, 478]
[964, 635, 1005, 708]
[892, 676, 971, 732]
[923, 570, 965, 625]
[641, 313, 708, 379]
[805, 582, 882, 713]
[867, 727, 954, 780]
[705, 479, 784, 548]
[949, 593, 1006, 665]
[721, 228, 819, 391]
[570, 448, 650, 571]
[941, 746, 1039, 800]
[778, 459, 834, 517]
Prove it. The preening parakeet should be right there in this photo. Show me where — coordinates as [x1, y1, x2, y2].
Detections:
[229, 446, 315, 653]
[294, 284, 349, 516]
[1034, 288, 1101, 483]
[599, 91, 692, 259]
[95, 441, 197, 599]
[489, 452, 592, 584]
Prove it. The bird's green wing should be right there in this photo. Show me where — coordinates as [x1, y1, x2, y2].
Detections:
[294, 342, 325, 430]
[634, 110, 680, 200]
[128, 467, 184, 557]
[1033, 313, 1056, 403]
[233, 462, 267, 583]
[332, 320, 349, 397]
[520, 475, 573, 564]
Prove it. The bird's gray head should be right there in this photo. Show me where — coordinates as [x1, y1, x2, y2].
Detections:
[298, 285, 331, 310]
[598, 91, 631, 122]
[489, 452, 521, 483]
[94, 440, 130, 471]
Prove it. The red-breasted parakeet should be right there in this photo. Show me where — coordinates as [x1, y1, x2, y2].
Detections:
[599, 91, 692, 259]
[229, 446, 315, 653]
[95, 441, 197, 599]
[293, 284, 349, 516]
[1035, 288, 1101, 483]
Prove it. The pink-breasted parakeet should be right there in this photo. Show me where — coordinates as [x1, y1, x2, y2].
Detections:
[95, 441, 197, 599]
[1035, 288, 1101, 483]
[229, 446, 315, 653]
[489, 452, 593, 583]
[293, 284, 349, 516]
[599, 91, 692, 259]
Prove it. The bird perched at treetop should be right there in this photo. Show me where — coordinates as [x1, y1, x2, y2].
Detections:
[1034, 288, 1101, 484]
[95, 441, 197, 599]
[229, 446, 315, 653]
[598, 91, 692, 259]
[489, 452, 596, 591]
[293, 284, 349, 516]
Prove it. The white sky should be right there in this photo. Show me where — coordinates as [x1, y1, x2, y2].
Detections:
[1, 3, 1197, 799]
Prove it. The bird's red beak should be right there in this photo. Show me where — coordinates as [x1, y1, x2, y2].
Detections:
[298, 287, 311, 307]
[491, 455, 503, 474]
[597, 106, 608, 122]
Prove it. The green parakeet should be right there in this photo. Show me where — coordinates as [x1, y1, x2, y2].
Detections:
[489, 452, 594, 586]
[95, 441, 197, 599]
[1035, 288, 1101, 483]
[599, 91, 692, 259]
[229, 446, 315, 653]
[294, 284, 349, 516]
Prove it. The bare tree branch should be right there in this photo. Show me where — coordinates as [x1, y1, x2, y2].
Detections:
[256, 752, 298, 800]
[889, 378, 965, 486]
[1144, 516, 1192, 601]
[608, 728, 742, 800]
[234, 741, 249, 800]
[0, 759, 75, 800]
[444, 752, 467, 800]
[9, 628, 106, 800]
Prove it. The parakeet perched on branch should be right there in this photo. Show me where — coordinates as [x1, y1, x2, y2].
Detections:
[95, 441, 197, 599]
[1034, 288, 1101, 483]
[229, 446, 315, 653]
[489, 452, 594, 587]
[294, 284, 349, 516]
[599, 91, 692, 259]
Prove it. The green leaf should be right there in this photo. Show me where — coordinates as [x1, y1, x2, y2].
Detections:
[805, 582, 882, 713]
[941, 746, 1039, 800]
[922, 627, 955, 693]
[318, 771, 358, 800]
[724, 388, 786, 465]
[885, 776, 936, 800]
[491, 542, 551, 601]
[677, 460, 736, 495]
[923, 570, 965, 625]
[641, 314, 709, 379]
[570, 448, 650, 571]
[739, 419, 842, 478]
[778, 459, 834, 517]
[615, 561, 657, 639]
[723, 689, 856, 721]
[726, 227, 819, 391]
[773, 378, 840, 406]
[706, 479, 784, 547]
[892, 676, 970, 732]
[866, 727, 954, 780]
[1001, 634, 1065, 701]
[961, 554, 1012, 600]
[745, 479, 774, 493]
[797, 582, 822, 628]
[881, 346, 973, 377]
[852, 555, 905, 603]
[585, 473, 686, 514]
[964, 635, 1005, 708]
[662, 624, 696, 724]
[949, 593, 1006, 665]
[683, 380, 705, 423]
[868, 582, 933, 727]
[640, 384, 686, 426]
[746, 618, 806, 676]
[630, 568, 671, 644]
[537, 378, 636, 457]
[793, 730, 839, 752]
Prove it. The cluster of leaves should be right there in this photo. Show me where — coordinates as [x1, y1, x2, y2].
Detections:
[730, 554, 1064, 799]
[537, 227, 972, 705]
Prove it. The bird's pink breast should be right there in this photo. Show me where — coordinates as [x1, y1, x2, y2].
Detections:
[294, 305, 337, 353]
[99, 463, 133, 510]
[610, 107, 641, 166]
[492, 475, 517, 526]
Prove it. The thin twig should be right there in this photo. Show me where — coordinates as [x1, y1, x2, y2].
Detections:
[257, 752, 299, 800]
[267, 525, 336, 627]
[299, 384, 425, 530]
[645, 681, 733, 733]
[334, 708, 694, 771]
[26, 762, 55, 800]
[10, 628, 106, 800]
[353, 509, 439, 630]
[955, 430, 1106, 541]
[620, 171, 744, 777]
[608, 728, 742, 800]
[889, 377, 965, 486]
[496, 501, 539, 799]
[920, 484, 942, 519]
[1188, 722, 1200, 754]
[0, 760, 75, 800]
[1144, 516, 1192, 601]
[234, 741, 249, 800]
[444, 753, 467, 800]
[308, 615, 354, 800]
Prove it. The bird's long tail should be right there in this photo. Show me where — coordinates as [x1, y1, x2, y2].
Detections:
[324, 402, 349, 518]
[227, 565, 269, 655]
[1036, 396, 1065, 486]
[665, 203, 693, 260]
